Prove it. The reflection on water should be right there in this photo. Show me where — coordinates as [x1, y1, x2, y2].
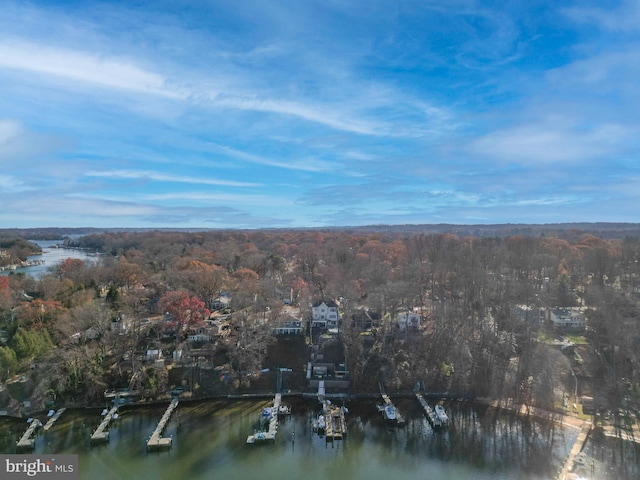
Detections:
[0, 399, 586, 480]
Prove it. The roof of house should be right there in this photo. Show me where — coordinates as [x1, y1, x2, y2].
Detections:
[312, 298, 338, 308]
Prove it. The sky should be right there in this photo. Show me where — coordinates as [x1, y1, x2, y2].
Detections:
[1, 0, 639, 229]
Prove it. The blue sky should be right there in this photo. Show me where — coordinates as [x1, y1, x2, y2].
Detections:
[1, 0, 639, 229]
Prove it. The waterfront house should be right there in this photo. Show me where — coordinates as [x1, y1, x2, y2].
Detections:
[548, 308, 586, 330]
[312, 298, 339, 328]
[273, 314, 303, 335]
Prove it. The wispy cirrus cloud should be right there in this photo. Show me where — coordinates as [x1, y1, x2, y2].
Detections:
[0, 40, 185, 99]
[84, 170, 260, 187]
[564, 0, 640, 32]
[463, 121, 636, 164]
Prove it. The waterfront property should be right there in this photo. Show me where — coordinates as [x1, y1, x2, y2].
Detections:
[147, 398, 179, 451]
[246, 394, 282, 444]
[416, 393, 442, 429]
[43, 408, 66, 432]
[90, 406, 119, 444]
[0, 398, 633, 479]
[323, 400, 347, 441]
[377, 394, 405, 427]
[556, 421, 592, 480]
[16, 418, 42, 451]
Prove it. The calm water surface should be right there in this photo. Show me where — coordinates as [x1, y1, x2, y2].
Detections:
[0, 240, 97, 277]
[0, 399, 581, 480]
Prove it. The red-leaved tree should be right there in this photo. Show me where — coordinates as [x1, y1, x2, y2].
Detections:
[0, 276, 9, 305]
[158, 291, 210, 344]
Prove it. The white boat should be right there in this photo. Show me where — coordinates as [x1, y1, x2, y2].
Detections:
[314, 414, 325, 433]
[384, 405, 397, 421]
[434, 405, 449, 424]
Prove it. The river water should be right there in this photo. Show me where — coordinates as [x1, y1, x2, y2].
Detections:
[0, 240, 97, 277]
[0, 398, 583, 480]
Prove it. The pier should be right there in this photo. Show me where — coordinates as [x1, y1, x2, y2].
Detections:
[43, 408, 66, 432]
[378, 394, 405, 426]
[324, 400, 347, 441]
[246, 394, 281, 444]
[90, 406, 119, 444]
[416, 393, 442, 429]
[557, 421, 592, 480]
[16, 418, 42, 451]
[147, 398, 179, 451]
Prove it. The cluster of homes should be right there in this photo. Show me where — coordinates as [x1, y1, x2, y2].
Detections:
[91, 295, 589, 356]
[114, 297, 590, 395]
[271, 298, 423, 336]
[172, 297, 588, 349]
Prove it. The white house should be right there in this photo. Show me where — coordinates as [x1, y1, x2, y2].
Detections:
[187, 327, 215, 342]
[397, 312, 421, 331]
[548, 308, 586, 330]
[146, 349, 163, 361]
[273, 320, 303, 335]
[312, 298, 339, 328]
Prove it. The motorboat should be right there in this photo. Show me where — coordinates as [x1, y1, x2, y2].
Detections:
[384, 405, 397, 421]
[314, 414, 326, 433]
[434, 404, 449, 424]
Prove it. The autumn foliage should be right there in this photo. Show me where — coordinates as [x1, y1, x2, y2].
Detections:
[158, 290, 210, 341]
[0, 276, 9, 302]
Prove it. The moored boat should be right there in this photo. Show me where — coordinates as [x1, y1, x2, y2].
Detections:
[384, 405, 397, 421]
[313, 414, 326, 434]
[434, 404, 449, 425]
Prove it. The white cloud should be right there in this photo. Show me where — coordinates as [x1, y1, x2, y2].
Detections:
[0, 174, 31, 192]
[141, 192, 293, 206]
[212, 143, 338, 173]
[466, 121, 634, 164]
[84, 169, 261, 187]
[0, 39, 185, 98]
[0, 119, 23, 144]
[565, 1, 640, 32]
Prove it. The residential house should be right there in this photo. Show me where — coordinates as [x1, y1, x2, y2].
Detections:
[111, 316, 133, 335]
[187, 326, 215, 343]
[312, 298, 339, 328]
[146, 349, 163, 361]
[273, 314, 303, 335]
[548, 308, 586, 330]
[351, 308, 380, 330]
[397, 311, 421, 331]
[210, 293, 231, 311]
[513, 305, 541, 325]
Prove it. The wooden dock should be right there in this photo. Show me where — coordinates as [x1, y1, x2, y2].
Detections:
[16, 419, 42, 451]
[147, 398, 179, 451]
[247, 394, 281, 444]
[557, 421, 592, 479]
[378, 394, 405, 426]
[416, 393, 442, 429]
[324, 401, 347, 441]
[90, 406, 118, 444]
[43, 408, 66, 432]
